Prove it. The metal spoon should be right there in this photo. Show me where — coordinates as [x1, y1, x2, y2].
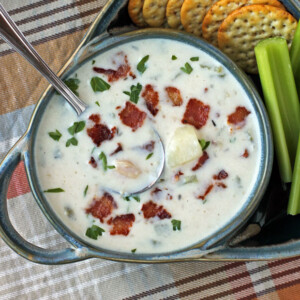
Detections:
[0, 4, 87, 115]
[0, 4, 165, 195]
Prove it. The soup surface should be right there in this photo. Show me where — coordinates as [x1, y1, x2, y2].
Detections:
[35, 38, 261, 254]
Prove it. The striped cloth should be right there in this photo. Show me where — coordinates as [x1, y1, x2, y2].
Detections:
[0, 0, 300, 299]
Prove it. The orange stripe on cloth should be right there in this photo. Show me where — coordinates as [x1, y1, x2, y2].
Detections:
[7, 161, 30, 199]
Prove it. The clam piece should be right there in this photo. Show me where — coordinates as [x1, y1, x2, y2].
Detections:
[115, 160, 141, 178]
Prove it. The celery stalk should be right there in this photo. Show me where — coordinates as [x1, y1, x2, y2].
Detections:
[255, 38, 296, 183]
[287, 135, 300, 215]
[290, 21, 300, 95]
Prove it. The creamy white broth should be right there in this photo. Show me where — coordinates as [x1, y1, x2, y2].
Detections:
[35, 38, 261, 254]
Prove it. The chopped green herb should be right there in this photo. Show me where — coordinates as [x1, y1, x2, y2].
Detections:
[202, 199, 207, 204]
[146, 152, 153, 160]
[172, 55, 177, 60]
[123, 195, 140, 202]
[48, 130, 62, 141]
[44, 188, 65, 193]
[92, 60, 96, 65]
[84, 185, 88, 197]
[132, 195, 140, 202]
[171, 219, 181, 231]
[131, 248, 137, 253]
[64, 78, 80, 96]
[95, 101, 100, 107]
[90, 76, 110, 92]
[99, 151, 107, 171]
[183, 175, 198, 184]
[190, 56, 199, 61]
[85, 225, 105, 240]
[180, 62, 193, 74]
[68, 121, 86, 135]
[137, 55, 149, 74]
[198, 139, 210, 151]
[66, 137, 78, 147]
[123, 83, 143, 104]
[107, 165, 116, 169]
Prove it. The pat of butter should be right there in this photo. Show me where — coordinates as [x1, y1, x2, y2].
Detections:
[167, 125, 203, 168]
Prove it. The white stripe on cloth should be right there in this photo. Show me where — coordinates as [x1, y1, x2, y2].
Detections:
[0, 0, 103, 54]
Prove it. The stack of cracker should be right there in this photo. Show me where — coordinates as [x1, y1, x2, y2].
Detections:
[128, 0, 298, 74]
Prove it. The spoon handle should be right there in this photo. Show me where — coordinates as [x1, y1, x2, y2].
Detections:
[0, 4, 87, 115]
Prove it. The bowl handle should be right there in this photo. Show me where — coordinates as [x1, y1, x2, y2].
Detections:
[0, 136, 90, 264]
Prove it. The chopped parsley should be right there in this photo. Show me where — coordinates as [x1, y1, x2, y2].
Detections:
[146, 152, 153, 160]
[131, 248, 137, 253]
[171, 219, 181, 231]
[190, 56, 199, 61]
[64, 78, 80, 96]
[66, 137, 78, 147]
[180, 62, 193, 74]
[90, 76, 110, 92]
[85, 225, 105, 240]
[137, 55, 149, 74]
[198, 139, 210, 151]
[84, 185, 89, 197]
[99, 151, 108, 171]
[48, 130, 62, 141]
[68, 121, 85, 135]
[123, 195, 140, 202]
[200, 64, 211, 70]
[172, 55, 177, 60]
[44, 188, 64, 193]
[123, 83, 143, 104]
[95, 101, 100, 107]
[92, 60, 96, 65]
[107, 165, 116, 169]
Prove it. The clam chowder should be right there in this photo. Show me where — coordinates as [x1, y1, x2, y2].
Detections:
[34, 38, 261, 254]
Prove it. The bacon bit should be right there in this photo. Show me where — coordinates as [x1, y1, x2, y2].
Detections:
[89, 114, 101, 124]
[166, 194, 173, 200]
[86, 193, 117, 223]
[192, 151, 209, 171]
[213, 170, 228, 180]
[182, 98, 210, 129]
[165, 86, 183, 106]
[151, 187, 162, 196]
[242, 149, 249, 158]
[174, 171, 184, 182]
[198, 184, 214, 200]
[87, 123, 115, 147]
[142, 84, 159, 116]
[107, 214, 135, 236]
[143, 140, 155, 152]
[89, 157, 97, 168]
[204, 88, 209, 93]
[142, 201, 172, 219]
[216, 182, 227, 189]
[119, 101, 147, 131]
[110, 143, 123, 156]
[93, 53, 132, 82]
[115, 106, 121, 110]
[227, 106, 251, 128]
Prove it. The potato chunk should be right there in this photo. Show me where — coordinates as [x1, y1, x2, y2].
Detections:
[167, 126, 203, 168]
